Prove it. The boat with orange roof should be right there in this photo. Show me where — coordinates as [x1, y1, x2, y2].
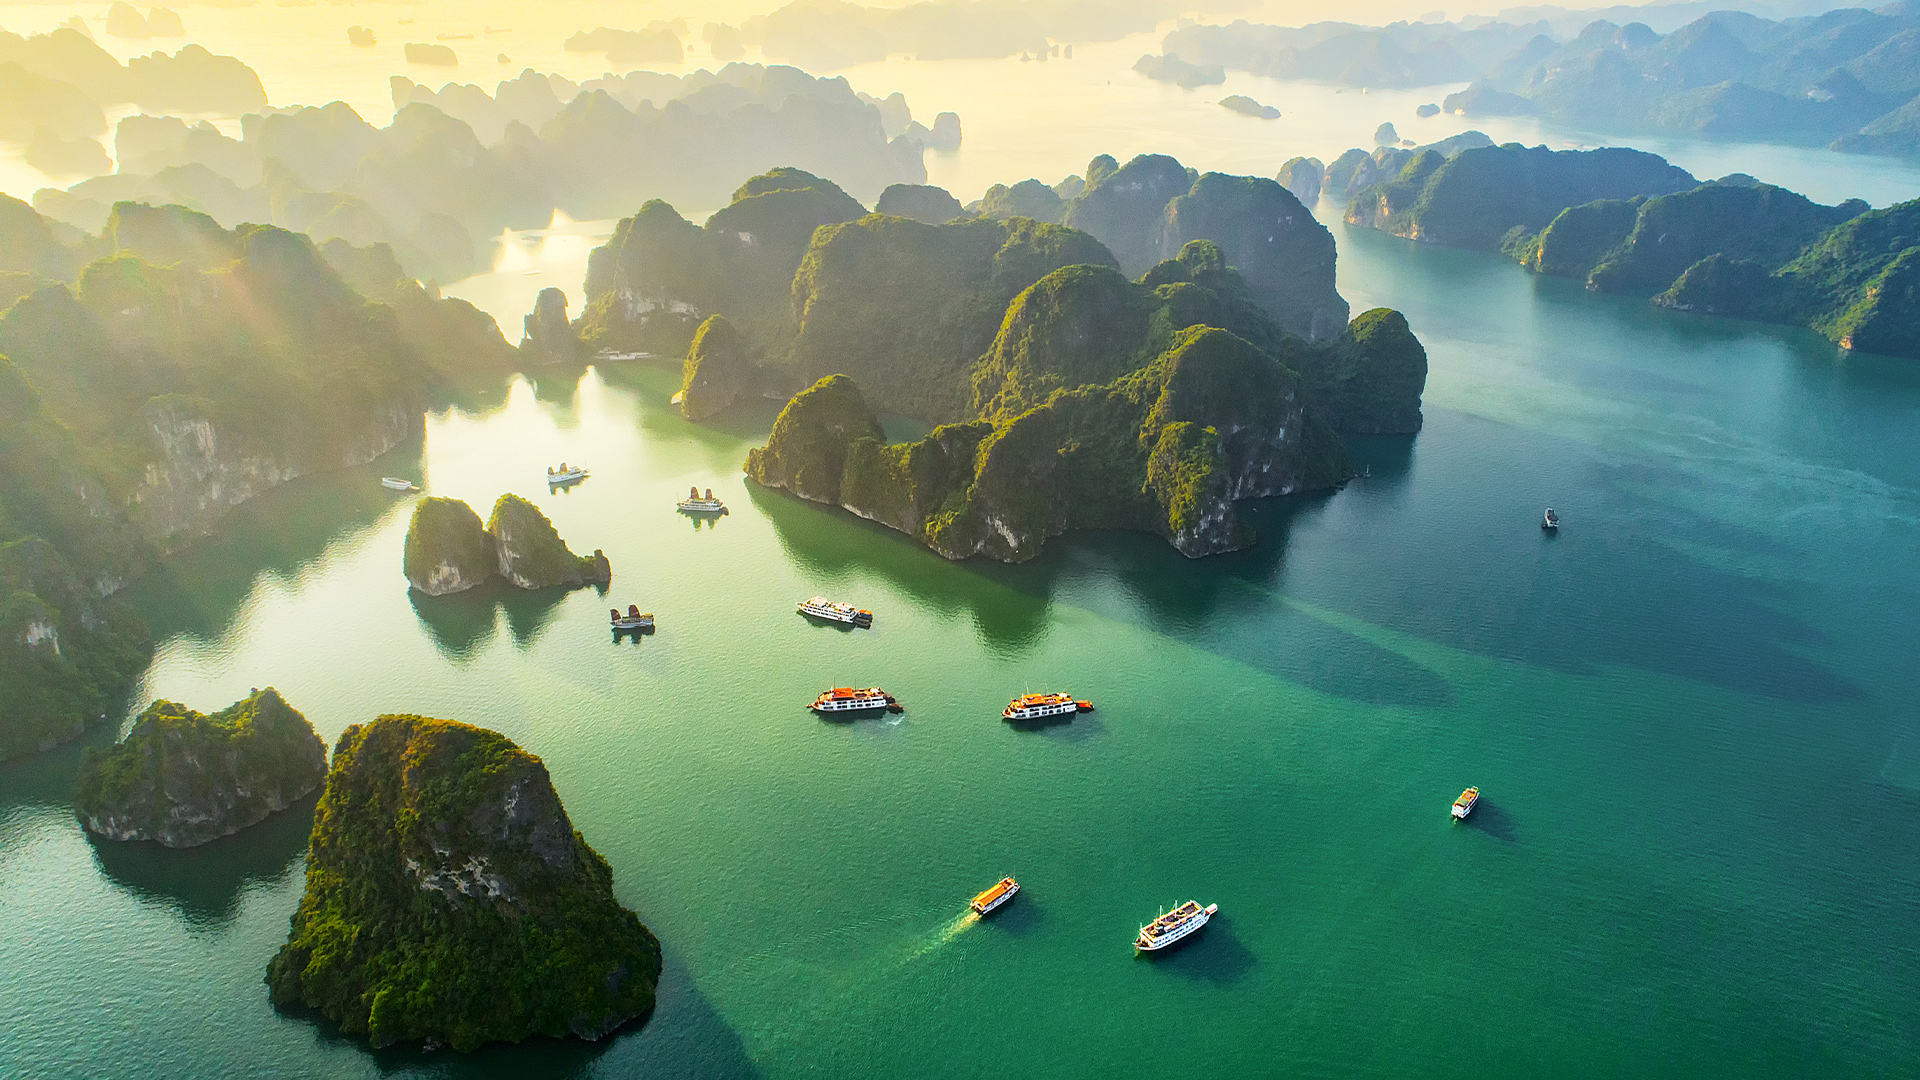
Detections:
[809, 687, 902, 715]
[1001, 692, 1093, 722]
[970, 876, 1020, 916]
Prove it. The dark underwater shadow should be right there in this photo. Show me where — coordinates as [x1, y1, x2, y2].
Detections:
[409, 581, 577, 659]
[751, 475, 1457, 707]
[301, 957, 763, 1080]
[1135, 914, 1256, 987]
[88, 789, 317, 931]
[1460, 799, 1518, 844]
[129, 435, 425, 643]
[748, 482, 1056, 655]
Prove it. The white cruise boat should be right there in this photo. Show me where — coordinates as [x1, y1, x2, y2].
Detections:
[1135, 901, 1218, 952]
[1452, 787, 1479, 820]
[380, 477, 420, 492]
[547, 463, 589, 485]
[970, 877, 1020, 916]
[677, 486, 728, 514]
[798, 596, 872, 627]
[1002, 692, 1091, 721]
[809, 687, 901, 715]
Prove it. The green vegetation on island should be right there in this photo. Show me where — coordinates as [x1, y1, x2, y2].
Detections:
[73, 688, 327, 847]
[746, 239, 1418, 561]
[403, 495, 610, 596]
[0, 536, 151, 760]
[266, 714, 660, 1050]
[0, 197, 520, 758]
[576, 163, 1425, 561]
[678, 315, 751, 421]
[1346, 144, 1920, 360]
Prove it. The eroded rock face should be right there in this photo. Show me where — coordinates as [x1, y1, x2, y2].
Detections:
[1064, 152, 1194, 275]
[1161, 173, 1350, 342]
[677, 314, 749, 420]
[73, 688, 327, 848]
[266, 715, 660, 1051]
[402, 497, 495, 596]
[519, 287, 579, 364]
[485, 493, 610, 590]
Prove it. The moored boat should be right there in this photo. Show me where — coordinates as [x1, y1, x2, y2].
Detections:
[1542, 507, 1559, 530]
[970, 876, 1020, 916]
[1452, 786, 1479, 820]
[677, 486, 728, 514]
[1135, 901, 1217, 952]
[548, 463, 589, 485]
[809, 687, 902, 714]
[1002, 692, 1091, 721]
[798, 596, 872, 627]
[380, 477, 420, 492]
[610, 605, 655, 633]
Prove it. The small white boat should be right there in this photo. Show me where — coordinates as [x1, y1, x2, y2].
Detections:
[1542, 507, 1560, 530]
[381, 477, 420, 492]
[798, 596, 872, 627]
[1135, 901, 1217, 952]
[548, 463, 589, 485]
[970, 877, 1020, 916]
[610, 605, 655, 633]
[677, 486, 728, 514]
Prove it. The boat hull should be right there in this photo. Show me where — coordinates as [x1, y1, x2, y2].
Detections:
[678, 501, 728, 514]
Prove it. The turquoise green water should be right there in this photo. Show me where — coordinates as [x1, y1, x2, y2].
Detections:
[6, 226, 1920, 1078]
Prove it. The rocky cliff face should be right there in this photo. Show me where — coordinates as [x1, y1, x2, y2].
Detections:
[0, 537, 152, 760]
[402, 497, 496, 596]
[486, 494, 610, 590]
[750, 327, 1350, 562]
[266, 714, 660, 1050]
[135, 396, 421, 546]
[519, 287, 580, 364]
[1063, 153, 1195, 275]
[402, 494, 609, 594]
[73, 688, 326, 847]
[576, 170, 868, 355]
[677, 314, 750, 420]
[1161, 172, 1349, 341]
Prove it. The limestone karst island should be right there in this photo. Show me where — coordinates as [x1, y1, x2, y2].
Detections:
[2, 0, 1918, 1076]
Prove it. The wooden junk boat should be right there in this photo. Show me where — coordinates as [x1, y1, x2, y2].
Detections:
[610, 605, 655, 633]
[678, 486, 728, 514]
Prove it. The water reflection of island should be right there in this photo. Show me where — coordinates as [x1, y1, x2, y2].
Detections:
[88, 791, 318, 932]
[408, 580, 584, 661]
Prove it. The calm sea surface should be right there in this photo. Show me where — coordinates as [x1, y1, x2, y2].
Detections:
[4, 205, 1920, 1076]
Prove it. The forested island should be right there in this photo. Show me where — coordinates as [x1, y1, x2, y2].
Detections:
[563, 160, 1427, 561]
[73, 688, 327, 847]
[267, 714, 660, 1050]
[0, 195, 518, 760]
[1342, 143, 1920, 359]
[403, 495, 611, 596]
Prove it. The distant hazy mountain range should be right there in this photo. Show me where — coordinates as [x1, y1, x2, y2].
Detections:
[1163, 1, 1920, 157]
